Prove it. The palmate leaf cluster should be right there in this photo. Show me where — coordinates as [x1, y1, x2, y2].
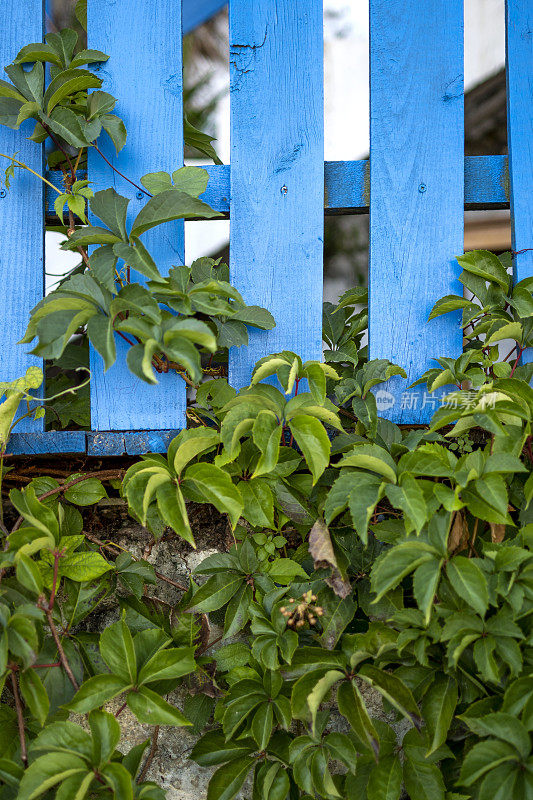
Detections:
[1, 254, 533, 800]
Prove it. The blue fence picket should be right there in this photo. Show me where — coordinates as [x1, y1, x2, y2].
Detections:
[228, 0, 324, 389]
[88, 0, 186, 454]
[369, 0, 464, 423]
[0, 2, 45, 434]
[506, 0, 533, 365]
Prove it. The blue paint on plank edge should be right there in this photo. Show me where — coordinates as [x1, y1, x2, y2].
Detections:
[45, 155, 509, 220]
[5, 431, 180, 456]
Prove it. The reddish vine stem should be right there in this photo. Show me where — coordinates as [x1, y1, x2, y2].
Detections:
[92, 142, 152, 198]
[84, 533, 188, 591]
[137, 726, 160, 783]
[44, 607, 79, 691]
[11, 671, 27, 764]
[509, 345, 525, 378]
[10, 470, 125, 532]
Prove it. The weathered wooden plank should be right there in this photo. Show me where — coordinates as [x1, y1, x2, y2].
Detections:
[45, 155, 510, 221]
[228, 0, 324, 388]
[86, 430, 178, 456]
[7, 432, 86, 455]
[183, 0, 227, 34]
[0, 1, 45, 433]
[369, 0, 464, 423]
[88, 0, 186, 432]
[506, 0, 533, 366]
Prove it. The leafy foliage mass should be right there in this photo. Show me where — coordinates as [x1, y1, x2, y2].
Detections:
[0, 21, 533, 800]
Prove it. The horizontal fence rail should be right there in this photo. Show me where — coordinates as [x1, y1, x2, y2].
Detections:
[1, 0, 532, 453]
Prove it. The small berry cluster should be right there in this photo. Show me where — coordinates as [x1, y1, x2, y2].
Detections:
[280, 591, 324, 629]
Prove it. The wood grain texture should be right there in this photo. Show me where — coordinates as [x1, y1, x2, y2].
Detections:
[369, 0, 464, 423]
[183, 0, 227, 33]
[88, 0, 186, 432]
[0, 1, 45, 433]
[228, 0, 324, 388]
[87, 430, 179, 456]
[506, 0, 533, 364]
[45, 155, 510, 221]
[7, 432, 85, 455]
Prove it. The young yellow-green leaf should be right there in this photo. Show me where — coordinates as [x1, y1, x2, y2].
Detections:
[337, 444, 397, 484]
[15, 553, 43, 596]
[155, 482, 195, 547]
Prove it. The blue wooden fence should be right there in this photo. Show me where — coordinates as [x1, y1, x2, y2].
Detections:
[1, 0, 531, 454]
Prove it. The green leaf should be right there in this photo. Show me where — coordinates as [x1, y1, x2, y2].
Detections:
[90, 189, 129, 240]
[47, 106, 89, 148]
[182, 463, 243, 529]
[89, 709, 120, 765]
[113, 240, 161, 281]
[130, 190, 222, 238]
[155, 481, 195, 546]
[64, 475, 107, 505]
[267, 558, 307, 584]
[19, 669, 49, 727]
[428, 295, 478, 321]
[307, 670, 344, 734]
[100, 762, 133, 800]
[458, 739, 519, 786]
[446, 556, 489, 616]
[169, 428, 220, 477]
[43, 68, 102, 114]
[338, 679, 379, 757]
[462, 713, 530, 759]
[101, 114, 127, 152]
[127, 686, 191, 726]
[87, 315, 116, 371]
[16, 553, 43, 595]
[190, 731, 255, 767]
[206, 758, 254, 800]
[188, 573, 244, 613]
[137, 646, 196, 685]
[17, 753, 88, 800]
[288, 414, 330, 484]
[367, 754, 402, 800]
[421, 676, 457, 755]
[403, 756, 445, 800]
[14, 42, 62, 66]
[413, 558, 443, 625]
[386, 476, 427, 533]
[456, 250, 510, 291]
[59, 551, 112, 582]
[337, 444, 397, 483]
[358, 665, 422, 728]
[251, 702, 274, 750]
[184, 115, 222, 164]
[100, 619, 137, 684]
[65, 674, 128, 714]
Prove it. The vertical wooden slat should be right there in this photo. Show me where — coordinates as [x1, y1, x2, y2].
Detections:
[88, 0, 186, 438]
[506, 0, 533, 365]
[369, 0, 464, 423]
[228, 0, 324, 389]
[0, 1, 45, 433]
